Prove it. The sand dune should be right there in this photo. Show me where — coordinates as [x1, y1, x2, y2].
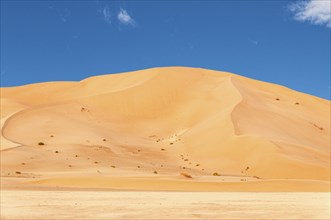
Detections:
[0, 67, 330, 191]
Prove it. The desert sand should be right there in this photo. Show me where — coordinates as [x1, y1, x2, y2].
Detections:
[1, 191, 330, 220]
[0, 67, 330, 191]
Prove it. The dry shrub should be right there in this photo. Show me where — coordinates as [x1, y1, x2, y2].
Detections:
[180, 172, 192, 178]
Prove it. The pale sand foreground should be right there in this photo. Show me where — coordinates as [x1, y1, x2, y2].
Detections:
[1, 190, 330, 220]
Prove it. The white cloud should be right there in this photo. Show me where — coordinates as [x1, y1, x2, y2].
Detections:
[289, 0, 331, 28]
[249, 39, 259, 46]
[102, 6, 111, 24]
[117, 8, 136, 26]
[59, 8, 71, 23]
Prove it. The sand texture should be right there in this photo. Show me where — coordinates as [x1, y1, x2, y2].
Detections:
[1, 191, 330, 220]
[1, 67, 330, 191]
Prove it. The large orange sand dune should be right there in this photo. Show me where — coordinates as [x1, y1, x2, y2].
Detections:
[0, 67, 330, 191]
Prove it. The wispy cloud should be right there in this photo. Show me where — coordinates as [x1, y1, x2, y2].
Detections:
[59, 8, 71, 23]
[289, 0, 331, 28]
[249, 39, 259, 46]
[102, 6, 112, 24]
[117, 8, 136, 26]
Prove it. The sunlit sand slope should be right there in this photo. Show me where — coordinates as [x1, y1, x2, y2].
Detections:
[1, 67, 330, 191]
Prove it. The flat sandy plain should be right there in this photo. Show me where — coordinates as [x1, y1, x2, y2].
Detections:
[1, 190, 330, 220]
[1, 67, 330, 219]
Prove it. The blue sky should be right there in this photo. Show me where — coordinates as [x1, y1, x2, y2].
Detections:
[1, 0, 330, 99]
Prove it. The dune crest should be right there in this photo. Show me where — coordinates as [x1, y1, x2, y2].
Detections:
[1, 67, 330, 191]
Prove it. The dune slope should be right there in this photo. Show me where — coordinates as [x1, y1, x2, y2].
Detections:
[1, 67, 330, 191]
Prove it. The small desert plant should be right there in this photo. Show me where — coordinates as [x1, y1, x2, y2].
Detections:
[94, 161, 98, 164]
[103, 139, 107, 141]
[55, 151, 59, 153]
[16, 171, 21, 174]
[295, 102, 300, 105]
[111, 165, 116, 168]
[170, 142, 174, 145]
[153, 170, 158, 174]
[275, 98, 280, 101]
[50, 135, 54, 137]
[311, 123, 324, 131]
[213, 172, 220, 176]
[184, 159, 188, 161]
[38, 142, 45, 146]
[21, 163, 25, 165]
[68, 165, 72, 167]
[137, 166, 140, 168]
[75, 155, 78, 157]
[180, 172, 192, 178]
[161, 148, 165, 151]
[196, 164, 200, 166]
